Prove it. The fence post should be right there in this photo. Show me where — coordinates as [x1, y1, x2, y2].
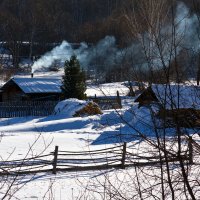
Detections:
[121, 142, 127, 169]
[116, 91, 122, 108]
[188, 136, 193, 164]
[53, 146, 59, 174]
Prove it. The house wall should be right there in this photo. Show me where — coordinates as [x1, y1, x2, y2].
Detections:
[28, 93, 61, 101]
[2, 85, 24, 101]
[158, 108, 200, 128]
[2, 91, 61, 102]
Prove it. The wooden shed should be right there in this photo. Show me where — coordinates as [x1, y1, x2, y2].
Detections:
[0, 77, 62, 117]
[135, 84, 200, 127]
[135, 84, 200, 109]
[0, 77, 62, 102]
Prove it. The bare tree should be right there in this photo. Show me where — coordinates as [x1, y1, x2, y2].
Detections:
[76, 1, 200, 199]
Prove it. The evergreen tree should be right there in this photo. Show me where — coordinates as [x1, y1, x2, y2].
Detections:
[61, 55, 86, 99]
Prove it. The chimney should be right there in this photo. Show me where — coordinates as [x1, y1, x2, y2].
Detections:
[31, 73, 34, 78]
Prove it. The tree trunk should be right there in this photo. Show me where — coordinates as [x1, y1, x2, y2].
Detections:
[197, 54, 200, 85]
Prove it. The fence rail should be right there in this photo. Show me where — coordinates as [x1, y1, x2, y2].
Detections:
[0, 101, 58, 117]
[0, 139, 194, 176]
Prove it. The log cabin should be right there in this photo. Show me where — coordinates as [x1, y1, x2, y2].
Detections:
[0, 77, 62, 102]
[135, 84, 200, 127]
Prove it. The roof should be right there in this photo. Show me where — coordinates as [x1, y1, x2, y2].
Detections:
[5, 77, 62, 94]
[151, 84, 200, 109]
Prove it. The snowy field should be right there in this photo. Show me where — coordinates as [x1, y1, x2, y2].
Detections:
[0, 81, 136, 199]
[0, 80, 199, 199]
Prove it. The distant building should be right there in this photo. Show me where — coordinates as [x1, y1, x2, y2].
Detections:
[0, 77, 62, 102]
[135, 84, 200, 109]
[135, 84, 200, 127]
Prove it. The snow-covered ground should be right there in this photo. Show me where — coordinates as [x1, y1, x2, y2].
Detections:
[0, 82, 136, 199]
[0, 81, 199, 199]
[86, 82, 130, 97]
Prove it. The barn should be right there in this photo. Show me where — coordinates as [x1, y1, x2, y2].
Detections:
[0, 77, 62, 102]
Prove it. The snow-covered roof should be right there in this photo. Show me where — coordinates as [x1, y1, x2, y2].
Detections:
[151, 84, 200, 109]
[11, 77, 62, 94]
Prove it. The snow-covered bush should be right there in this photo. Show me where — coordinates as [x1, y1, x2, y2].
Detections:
[54, 98, 102, 117]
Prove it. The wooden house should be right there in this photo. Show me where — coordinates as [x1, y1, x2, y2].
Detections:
[0, 77, 62, 102]
[135, 84, 200, 127]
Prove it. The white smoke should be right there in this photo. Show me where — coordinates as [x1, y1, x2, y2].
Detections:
[32, 2, 200, 73]
[31, 41, 88, 72]
[140, 2, 200, 69]
[175, 2, 199, 50]
[31, 36, 121, 73]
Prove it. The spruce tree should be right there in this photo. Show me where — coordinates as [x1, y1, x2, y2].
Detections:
[61, 55, 86, 100]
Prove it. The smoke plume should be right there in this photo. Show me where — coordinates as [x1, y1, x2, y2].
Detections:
[31, 41, 87, 72]
[31, 36, 124, 73]
[32, 2, 200, 73]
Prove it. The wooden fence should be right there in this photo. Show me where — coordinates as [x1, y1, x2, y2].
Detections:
[0, 138, 196, 176]
[0, 101, 58, 118]
[89, 91, 122, 110]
